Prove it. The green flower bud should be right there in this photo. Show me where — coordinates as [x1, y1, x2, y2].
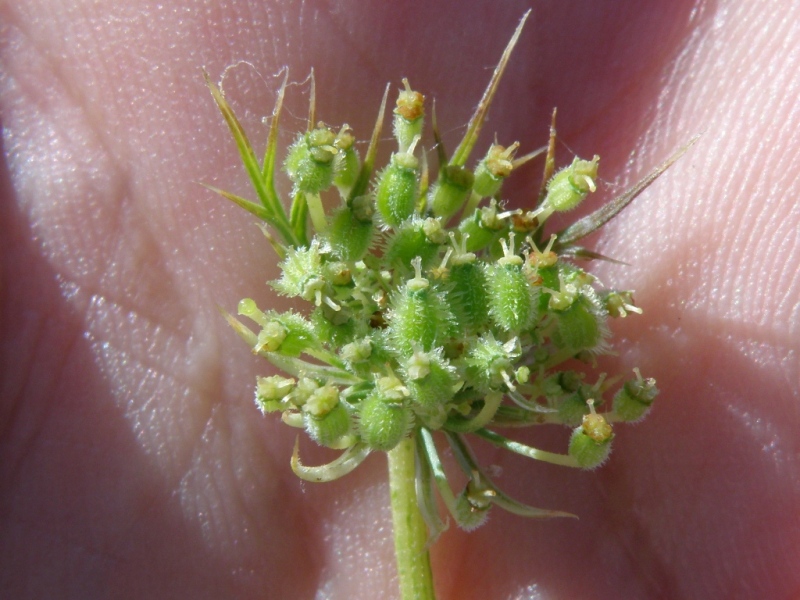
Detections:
[272, 240, 325, 300]
[421, 217, 447, 245]
[375, 151, 419, 227]
[473, 142, 518, 198]
[383, 218, 440, 270]
[602, 290, 643, 318]
[393, 78, 425, 154]
[358, 389, 413, 451]
[301, 384, 351, 448]
[447, 261, 490, 333]
[272, 239, 347, 312]
[613, 369, 658, 422]
[458, 200, 506, 253]
[465, 333, 520, 393]
[341, 337, 373, 364]
[568, 411, 614, 469]
[544, 155, 600, 212]
[326, 201, 374, 263]
[289, 377, 320, 408]
[284, 124, 338, 194]
[387, 258, 455, 356]
[430, 165, 474, 221]
[255, 320, 287, 353]
[304, 383, 341, 418]
[556, 386, 595, 427]
[323, 261, 352, 286]
[255, 375, 296, 413]
[238, 298, 316, 356]
[453, 485, 491, 531]
[485, 235, 537, 332]
[553, 297, 607, 353]
[403, 346, 458, 410]
[258, 312, 316, 357]
[542, 370, 583, 399]
[333, 125, 360, 195]
[305, 402, 352, 448]
[486, 263, 536, 332]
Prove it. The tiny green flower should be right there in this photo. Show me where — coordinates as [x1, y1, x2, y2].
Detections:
[569, 400, 614, 469]
[485, 234, 537, 332]
[358, 377, 414, 451]
[544, 155, 600, 212]
[375, 144, 420, 227]
[303, 384, 353, 448]
[602, 290, 643, 318]
[305, 402, 352, 448]
[333, 124, 360, 196]
[465, 332, 520, 393]
[453, 477, 493, 531]
[473, 142, 519, 198]
[613, 368, 659, 422]
[255, 375, 295, 413]
[553, 295, 608, 353]
[393, 78, 425, 154]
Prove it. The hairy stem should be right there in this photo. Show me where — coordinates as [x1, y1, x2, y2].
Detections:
[387, 437, 436, 600]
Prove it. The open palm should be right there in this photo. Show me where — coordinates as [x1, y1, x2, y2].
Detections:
[2, 2, 798, 598]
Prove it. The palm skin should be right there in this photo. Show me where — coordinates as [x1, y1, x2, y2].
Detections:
[1, 1, 798, 598]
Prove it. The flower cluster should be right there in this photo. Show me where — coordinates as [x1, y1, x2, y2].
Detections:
[206, 17, 682, 534]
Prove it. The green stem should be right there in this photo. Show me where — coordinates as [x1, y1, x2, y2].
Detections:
[387, 437, 436, 600]
[305, 192, 328, 234]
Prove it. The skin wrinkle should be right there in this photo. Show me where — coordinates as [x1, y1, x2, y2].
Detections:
[217, 413, 276, 555]
[75, 286, 195, 419]
[5, 0, 231, 492]
[0, 281, 44, 443]
[195, 406, 240, 546]
[176, 406, 313, 592]
[86, 294, 209, 396]
[1, 6, 135, 195]
[2, 347, 64, 493]
[2, 48, 170, 337]
[1, 289, 86, 490]
[592, 0, 792, 380]
[7, 515, 127, 591]
[592, 454, 679, 597]
[0, 170, 67, 479]
[2, 1, 800, 598]
[3, 7, 310, 592]
[92, 306, 234, 496]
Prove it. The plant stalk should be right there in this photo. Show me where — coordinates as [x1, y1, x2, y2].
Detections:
[387, 437, 436, 600]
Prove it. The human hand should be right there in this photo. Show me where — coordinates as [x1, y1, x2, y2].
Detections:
[1, 1, 798, 598]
